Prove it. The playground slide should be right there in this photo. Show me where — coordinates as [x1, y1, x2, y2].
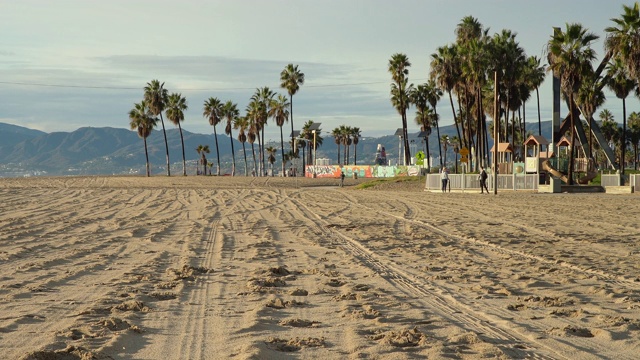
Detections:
[542, 160, 597, 185]
[542, 160, 568, 183]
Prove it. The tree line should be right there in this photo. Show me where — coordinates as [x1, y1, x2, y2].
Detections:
[389, 2, 640, 183]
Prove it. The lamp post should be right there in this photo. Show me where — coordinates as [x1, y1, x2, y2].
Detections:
[308, 122, 322, 174]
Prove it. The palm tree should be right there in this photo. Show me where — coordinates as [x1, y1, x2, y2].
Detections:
[266, 146, 278, 176]
[280, 64, 305, 154]
[203, 97, 224, 176]
[424, 80, 443, 168]
[605, 2, 640, 86]
[430, 45, 464, 148]
[628, 112, 640, 170]
[270, 94, 290, 177]
[253, 87, 275, 176]
[526, 56, 547, 136]
[605, 57, 636, 174]
[222, 101, 239, 176]
[546, 23, 599, 184]
[166, 93, 188, 176]
[196, 144, 210, 175]
[144, 80, 170, 175]
[129, 101, 157, 177]
[247, 120, 258, 176]
[234, 116, 250, 176]
[351, 127, 361, 165]
[331, 127, 342, 165]
[576, 73, 605, 159]
[388, 53, 413, 165]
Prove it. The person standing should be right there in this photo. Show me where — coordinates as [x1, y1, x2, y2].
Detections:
[340, 170, 345, 187]
[440, 167, 449, 193]
[479, 166, 489, 194]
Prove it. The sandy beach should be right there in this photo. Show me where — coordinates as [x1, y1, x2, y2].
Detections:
[1, 175, 639, 359]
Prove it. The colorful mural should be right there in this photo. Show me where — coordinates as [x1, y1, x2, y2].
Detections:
[305, 165, 422, 178]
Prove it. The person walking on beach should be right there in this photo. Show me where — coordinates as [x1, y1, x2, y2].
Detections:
[479, 166, 489, 194]
[340, 170, 345, 187]
[440, 167, 449, 193]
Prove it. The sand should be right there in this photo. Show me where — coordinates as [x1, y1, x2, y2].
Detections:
[1, 175, 639, 359]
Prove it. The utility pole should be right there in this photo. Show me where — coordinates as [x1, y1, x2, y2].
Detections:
[493, 70, 500, 195]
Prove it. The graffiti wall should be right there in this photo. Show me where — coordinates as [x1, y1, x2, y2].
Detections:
[305, 165, 422, 178]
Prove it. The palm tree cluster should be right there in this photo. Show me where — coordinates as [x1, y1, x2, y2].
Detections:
[128, 80, 188, 177]
[420, 16, 548, 172]
[330, 125, 361, 166]
[394, 3, 639, 181]
[129, 64, 305, 177]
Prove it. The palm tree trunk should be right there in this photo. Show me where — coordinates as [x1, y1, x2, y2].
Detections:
[289, 95, 295, 167]
[159, 113, 170, 176]
[251, 143, 257, 176]
[242, 143, 248, 176]
[402, 112, 410, 166]
[143, 138, 150, 177]
[178, 122, 186, 176]
[229, 129, 236, 176]
[354, 144, 358, 165]
[622, 98, 627, 175]
[449, 91, 464, 149]
[336, 143, 340, 165]
[280, 127, 286, 177]
[213, 126, 221, 176]
[436, 115, 443, 168]
[425, 137, 431, 171]
[261, 124, 266, 176]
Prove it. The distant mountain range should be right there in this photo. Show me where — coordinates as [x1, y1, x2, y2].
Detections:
[0, 121, 552, 177]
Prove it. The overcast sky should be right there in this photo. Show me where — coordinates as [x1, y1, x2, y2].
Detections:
[1, 0, 639, 141]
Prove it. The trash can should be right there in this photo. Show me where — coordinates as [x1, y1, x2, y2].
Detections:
[352, 173, 358, 179]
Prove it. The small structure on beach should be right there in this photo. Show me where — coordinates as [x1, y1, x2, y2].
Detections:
[489, 142, 514, 174]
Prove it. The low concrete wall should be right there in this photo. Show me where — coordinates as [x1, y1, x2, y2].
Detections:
[605, 186, 634, 194]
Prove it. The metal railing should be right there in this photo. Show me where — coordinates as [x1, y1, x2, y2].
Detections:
[425, 173, 539, 192]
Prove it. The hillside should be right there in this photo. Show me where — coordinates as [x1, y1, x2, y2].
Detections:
[0, 122, 552, 177]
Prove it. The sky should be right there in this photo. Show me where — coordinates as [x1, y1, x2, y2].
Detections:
[1, 0, 639, 142]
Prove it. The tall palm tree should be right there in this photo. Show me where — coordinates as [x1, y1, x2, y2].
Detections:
[247, 120, 258, 176]
[280, 64, 305, 155]
[331, 127, 342, 165]
[388, 53, 413, 165]
[605, 57, 636, 174]
[424, 80, 443, 168]
[203, 97, 224, 176]
[576, 73, 605, 159]
[253, 87, 275, 176]
[605, 2, 640, 86]
[351, 127, 361, 165]
[270, 94, 290, 176]
[234, 116, 250, 176]
[165, 93, 188, 176]
[526, 56, 547, 136]
[144, 80, 170, 175]
[129, 101, 157, 177]
[546, 23, 599, 184]
[245, 99, 263, 175]
[430, 45, 464, 148]
[222, 101, 239, 176]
